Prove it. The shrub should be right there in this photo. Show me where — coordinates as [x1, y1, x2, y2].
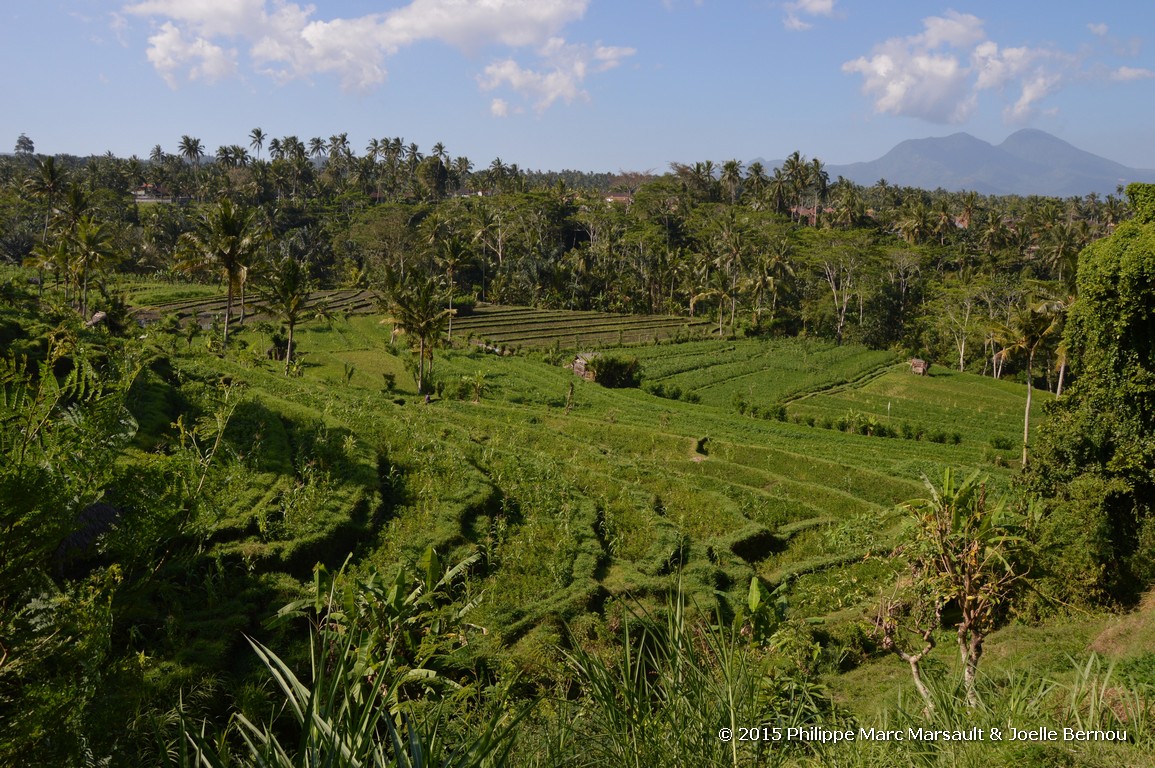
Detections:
[587, 355, 642, 388]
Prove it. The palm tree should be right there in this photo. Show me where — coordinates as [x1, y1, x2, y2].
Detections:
[25, 237, 69, 297]
[249, 128, 266, 160]
[381, 272, 452, 394]
[453, 155, 473, 193]
[258, 254, 315, 374]
[993, 302, 1061, 466]
[832, 182, 865, 229]
[781, 151, 809, 221]
[898, 201, 931, 245]
[70, 216, 117, 319]
[809, 157, 829, 225]
[720, 159, 743, 204]
[760, 235, 794, 329]
[329, 133, 349, 159]
[308, 136, 327, 160]
[25, 156, 67, 246]
[1042, 219, 1083, 286]
[435, 235, 470, 340]
[178, 135, 204, 198]
[767, 169, 790, 215]
[179, 199, 264, 348]
[743, 162, 768, 207]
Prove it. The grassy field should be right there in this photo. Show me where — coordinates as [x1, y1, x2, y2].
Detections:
[785, 364, 1045, 464]
[631, 337, 901, 409]
[134, 286, 715, 346]
[108, 282, 1141, 747]
[170, 312, 1039, 646]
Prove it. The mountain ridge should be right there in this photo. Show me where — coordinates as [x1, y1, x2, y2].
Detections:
[754, 130, 1155, 197]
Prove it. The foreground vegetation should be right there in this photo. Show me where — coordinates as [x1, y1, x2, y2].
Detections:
[3, 133, 1155, 766]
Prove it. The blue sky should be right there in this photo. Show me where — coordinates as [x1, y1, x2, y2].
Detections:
[3, 1, 1154, 172]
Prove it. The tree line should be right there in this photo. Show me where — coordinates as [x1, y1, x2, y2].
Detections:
[1, 129, 1129, 394]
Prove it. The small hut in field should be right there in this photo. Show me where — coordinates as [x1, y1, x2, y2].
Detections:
[570, 352, 599, 381]
[910, 358, 930, 376]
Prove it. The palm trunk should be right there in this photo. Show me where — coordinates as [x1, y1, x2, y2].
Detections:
[447, 283, 454, 341]
[284, 322, 294, 375]
[223, 280, 233, 348]
[418, 335, 426, 394]
[1022, 351, 1034, 467]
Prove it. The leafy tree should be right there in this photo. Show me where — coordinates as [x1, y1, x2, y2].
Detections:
[879, 470, 1033, 710]
[14, 133, 34, 157]
[1028, 182, 1155, 604]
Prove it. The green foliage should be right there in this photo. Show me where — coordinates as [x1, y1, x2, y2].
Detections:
[380, 270, 452, 394]
[1029, 182, 1155, 605]
[882, 469, 1035, 709]
[587, 354, 642, 388]
[183, 555, 520, 768]
[556, 590, 830, 768]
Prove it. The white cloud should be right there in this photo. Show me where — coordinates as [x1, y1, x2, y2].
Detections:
[145, 21, 237, 87]
[842, 12, 982, 122]
[479, 37, 635, 113]
[844, 11, 1139, 125]
[121, 0, 622, 110]
[1112, 66, 1155, 81]
[783, 0, 836, 31]
[491, 98, 510, 117]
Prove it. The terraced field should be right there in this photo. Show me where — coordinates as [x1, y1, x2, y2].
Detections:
[153, 310, 1033, 659]
[133, 287, 714, 346]
[785, 364, 1044, 462]
[451, 305, 713, 348]
[632, 338, 902, 408]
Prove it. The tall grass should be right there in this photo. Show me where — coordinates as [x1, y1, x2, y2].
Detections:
[518, 588, 832, 768]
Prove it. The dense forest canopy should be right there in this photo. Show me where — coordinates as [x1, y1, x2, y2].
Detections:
[0, 131, 1128, 369]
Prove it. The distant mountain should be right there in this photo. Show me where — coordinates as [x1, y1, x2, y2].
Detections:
[822, 130, 1155, 197]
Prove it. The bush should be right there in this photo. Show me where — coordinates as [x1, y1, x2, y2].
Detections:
[587, 355, 642, 388]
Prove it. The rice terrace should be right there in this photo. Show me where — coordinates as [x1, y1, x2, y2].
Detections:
[6, 132, 1155, 765]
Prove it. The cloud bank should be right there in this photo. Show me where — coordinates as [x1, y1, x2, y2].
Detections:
[122, 0, 632, 113]
[843, 11, 1148, 124]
